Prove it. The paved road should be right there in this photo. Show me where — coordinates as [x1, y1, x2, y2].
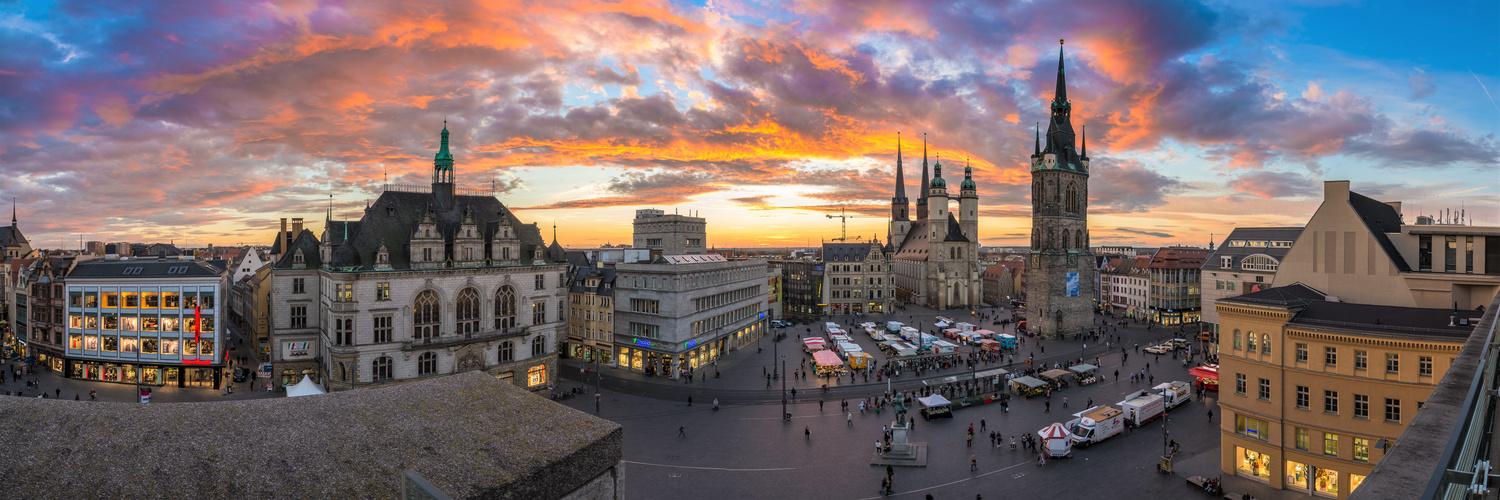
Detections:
[557, 305, 1234, 499]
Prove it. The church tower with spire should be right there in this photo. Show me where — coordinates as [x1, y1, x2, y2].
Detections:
[1028, 40, 1095, 339]
[433, 121, 456, 208]
[890, 133, 913, 247]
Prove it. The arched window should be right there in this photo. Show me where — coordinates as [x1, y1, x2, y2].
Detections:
[1241, 254, 1280, 272]
[495, 286, 516, 330]
[456, 288, 479, 335]
[1033, 179, 1042, 210]
[1064, 230, 1072, 249]
[1247, 331, 1257, 352]
[418, 352, 437, 375]
[1233, 329, 1242, 350]
[532, 335, 546, 357]
[499, 341, 515, 362]
[1262, 334, 1271, 355]
[335, 362, 347, 382]
[372, 356, 392, 381]
[1066, 183, 1078, 213]
[413, 290, 439, 340]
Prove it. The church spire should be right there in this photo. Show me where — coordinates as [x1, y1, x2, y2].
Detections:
[920, 134, 929, 202]
[893, 132, 906, 199]
[1054, 39, 1068, 107]
[10, 198, 15, 228]
[1034, 123, 1040, 156]
[1081, 125, 1087, 157]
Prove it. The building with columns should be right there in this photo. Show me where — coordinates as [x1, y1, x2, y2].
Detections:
[888, 134, 983, 310]
[267, 124, 568, 392]
[1027, 41, 1096, 339]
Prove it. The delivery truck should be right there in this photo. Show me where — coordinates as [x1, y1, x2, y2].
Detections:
[1153, 381, 1193, 410]
[1117, 390, 1167, 426]
[1067, 406, 1127, 448]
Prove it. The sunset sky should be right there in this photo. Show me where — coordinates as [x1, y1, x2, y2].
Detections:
[2, 0, 1497, 250]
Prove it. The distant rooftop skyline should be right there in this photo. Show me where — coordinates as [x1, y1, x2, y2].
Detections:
[1, 0, 1496, 249]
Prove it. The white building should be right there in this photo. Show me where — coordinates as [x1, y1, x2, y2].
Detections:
[611, 254, 768, 378]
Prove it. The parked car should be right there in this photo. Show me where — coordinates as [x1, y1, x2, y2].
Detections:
[771, 320, 792, 328]
[1143, 344, 1172, 354]
[232, 368, 248, 382]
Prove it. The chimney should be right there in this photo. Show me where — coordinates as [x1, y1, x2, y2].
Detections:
[291, 218, 304, 237]
[1324, 180, 1350, 203]
[279, 218, 289, 259]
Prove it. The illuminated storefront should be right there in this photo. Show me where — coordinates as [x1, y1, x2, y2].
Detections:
[1235, 446, 1272, 482]
[61, 260, 228, 389]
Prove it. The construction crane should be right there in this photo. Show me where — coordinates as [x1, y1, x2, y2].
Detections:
[825, 207, 872, 242]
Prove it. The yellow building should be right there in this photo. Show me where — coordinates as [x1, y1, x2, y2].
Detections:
[1217, 284, 1476, 498]
[567, 263, 616, 365]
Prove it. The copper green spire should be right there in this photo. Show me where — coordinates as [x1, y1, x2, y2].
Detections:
[930, 153, 945, 189]
[1054, 39, 1068, 107]
[435, 120, 453, 163]
[961, 158, 976, 190]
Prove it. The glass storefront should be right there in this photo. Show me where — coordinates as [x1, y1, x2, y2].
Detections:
[1236, 446, 1271, 482]
[69, 361, 207, 388]
[1350, 474, 1365, 494]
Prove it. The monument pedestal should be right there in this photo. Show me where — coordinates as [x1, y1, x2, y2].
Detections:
[870, 419, 927, 467]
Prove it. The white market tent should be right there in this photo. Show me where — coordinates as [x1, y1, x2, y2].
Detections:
[285, 375, 327, 398]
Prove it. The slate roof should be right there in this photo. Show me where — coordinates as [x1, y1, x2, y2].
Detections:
[1202, 227, 1303, 271]
[822, 242, 880, 262]
[317, 190, 554, 271]
[569, 265, 616, 297]
[1348, 190, 1411, 273]
[1290, 300, 1478, 338]
[270, 229, 323, 270]
[0, 225, 28, 247]
[69, 258, 222, 278]
[1147, 247, 1209, 269]
[1219, 283, 1326, 307]
[943, 213, 970, 242]
[895, 219, 931, 260]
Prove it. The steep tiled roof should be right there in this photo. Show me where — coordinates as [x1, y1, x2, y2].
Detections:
[325, 190, 553, 270]
[1202, 227, 1303, 271]
[0, 225, 28, 247]
[270, 229, 323, 269]
[894, 219, 931, 261]
[822, 242, 880, 262]
[70, 259, 223, 278]
[569, 265, 616, 297]
[1347, 191, 1411, 273]
[1219, 283, 1325, 307]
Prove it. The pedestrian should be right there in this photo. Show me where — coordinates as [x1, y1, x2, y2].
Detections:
[980, 418, 986, 432]
[1208, 409, 1214, 421]
[1114, 369, 1119, 381]
[688, 395, 693, 406]
[820, 399, 825, 411]
[967, 431, 973, 447]
[806, 426, 811, 439]
[1063, 397, 1068, 408]
[679, 425, 686, 438]
[54, 388, 59, 398]
[74, 394, 78, 400]
[1045, 400, 1050, 412]
[89, 390, 96, 401]
[1010, 437, 1017, 450]
[848, 412, 854, 426]
[881, 477, 890, 495]
[971, 455, 978, 471]
[1086, 397, 1093, 408]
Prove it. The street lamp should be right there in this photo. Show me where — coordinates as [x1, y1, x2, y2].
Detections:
[781, 353, 789, 421]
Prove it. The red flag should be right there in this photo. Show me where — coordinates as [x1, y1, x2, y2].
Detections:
[183, 303, 210, 365]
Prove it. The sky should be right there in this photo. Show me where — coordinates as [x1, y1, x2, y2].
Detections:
[1, 0, 1497, 250]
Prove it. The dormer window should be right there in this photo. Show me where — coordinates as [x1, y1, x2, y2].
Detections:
[377, 252, 388, 264]
[293, 249, 305, 265]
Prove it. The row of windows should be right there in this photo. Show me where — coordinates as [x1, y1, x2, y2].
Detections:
[67, 313, 214, 333]
[692, 285, 762, 312]
[359, 338, 548, 382]
[1233, 373, 1407, 422]
[1294, 428, 1375, 463]
[690, 303, 760, 337]
[828, 264, 883, 272]
[624, 267, 760, 291]
[67, 290, 214, 310]
[1230, 332, 1438, 376]
[631, 298, 660, 314]
[833, 289, 885, 299]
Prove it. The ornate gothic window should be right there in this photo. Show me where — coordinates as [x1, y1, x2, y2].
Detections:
[418, 351, 437, 375]
[456, 288, 480, 335]
[495, 286, 516, 330]
[532, 335, 546, 357]
[413, 290, 440, 340]
[1066, 183, 1079, 214]
[500, 341, 515, 362]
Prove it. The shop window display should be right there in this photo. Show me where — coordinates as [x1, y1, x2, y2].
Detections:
[70, 291, 83, 308]
[84, 291, 98, 308]
[121, 338, 138, 354]
[84, 335, 99, 351]
[1287, 460, 1309, 489]
[142, 292, 159, 309]
[122, 292, 138, 309]
[123, 365, 138, 383]
[200, 339, 213, 357]
[1314, 468, 1338, 496]
[103, 314, 118, 330]
[185, 318, 197, 334]
[183, 292, 198, 309]
[102, 335, 118, 352]
[142, 368, 161, 385]
[142, 316, 158, 332]
[184, 339, 198, 356]
[103, 365, 122, 382]
[69, 334, 82, 350]
[201, 316, 214, 332]
[527, 365, 547, 387]
[1236, 446, 1271, 482]
[161, 339, 179, 355]
[142, 339, 158, 354]
[161, 317, 179, 332]
[1350, 474, 1365, 493]
[200, 290, 214, 309]
[103, 292, 119, 308]
[162, 292, 180, 309]
[85, 315, 98, 329]
[120, 315, 138, 332]
[69, 314, 82, 329]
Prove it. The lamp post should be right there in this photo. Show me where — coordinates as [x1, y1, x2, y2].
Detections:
[786, 349, 798, 420]
[594, 349, 602, 414]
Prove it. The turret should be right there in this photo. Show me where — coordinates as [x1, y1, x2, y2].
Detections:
[928, 155, 949, 243]
[960, 159, 978, 243]
[432, 121, 455, 209]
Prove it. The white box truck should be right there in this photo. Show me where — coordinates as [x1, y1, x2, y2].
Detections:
[1067, 406, 1127, 448]
[1153, 381, 1193, 410]
[1117, 390, 1167, 426]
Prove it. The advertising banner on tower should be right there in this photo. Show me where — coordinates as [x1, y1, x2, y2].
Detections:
[1066, 272, 1080, 297]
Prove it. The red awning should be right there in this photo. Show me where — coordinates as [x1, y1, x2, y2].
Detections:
[1188, 366, 1219, 379]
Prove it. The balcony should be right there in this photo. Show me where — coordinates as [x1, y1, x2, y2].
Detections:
[401, 326, 529, 351]
[328, 300, 360, 313]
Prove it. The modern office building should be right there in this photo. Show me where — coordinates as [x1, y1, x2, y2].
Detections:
[62, 258, 229, 388]
[611, 254, 768, 378]
[775, 259, 823, 322]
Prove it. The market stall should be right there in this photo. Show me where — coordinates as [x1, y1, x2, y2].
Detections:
[802, 337, 828, 353]
[812, 349, 846, 375]
[930, 340, 958, 354]
[285, 375, 326, 398]
[1068, 364, 1100, 386]
[997, 334, 1017, 350]
[1039, 369, 1073, 389]
[1189, 364, 1219, 391]
[917, 394, 953, 420]
[974, 329, 996, 339]
[1010, 376, 1048, 397]
[954, 322, 975, 332]
[1038, 422, 1073, 458]
[978, 339, 1002, 352]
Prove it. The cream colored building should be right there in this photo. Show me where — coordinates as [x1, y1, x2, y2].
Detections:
[1217, 284, 1474, 498]
[1271, 181, 1499, 309]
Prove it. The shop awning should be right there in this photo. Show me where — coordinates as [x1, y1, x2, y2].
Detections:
[812, 350, 843, 368]
[1068, 364, 1098, 375]
[975, 368, 1009, 379]
[1039, 369, 1072, 380]
[1011, 376, 1047, 388]
[917, 394, 951, 408]
[1037, 422, 1071, 439]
